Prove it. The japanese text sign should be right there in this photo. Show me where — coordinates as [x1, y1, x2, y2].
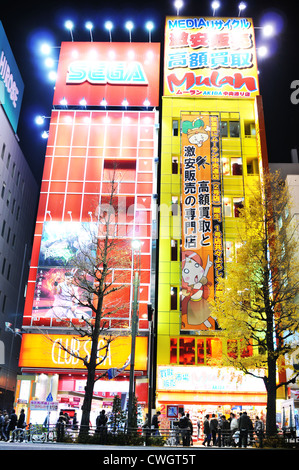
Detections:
[181, 113, 224, 332]
[164, 17, 259, 98]
[53, 42, 160, 107]
[0, 22, 24, 131]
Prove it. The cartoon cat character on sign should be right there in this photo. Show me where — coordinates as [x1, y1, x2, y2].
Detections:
[182, 118, 211, 148]
[181, 251, 217, 330]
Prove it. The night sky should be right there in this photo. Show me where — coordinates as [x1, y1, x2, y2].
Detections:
[1, 0, 298, 183]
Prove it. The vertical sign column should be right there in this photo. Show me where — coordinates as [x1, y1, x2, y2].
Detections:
[181, 113, 223, 332]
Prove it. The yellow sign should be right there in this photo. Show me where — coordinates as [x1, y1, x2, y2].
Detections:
[181, 113, 224, 331]
[164, 17, 259, 98]
[19, 334, 148, 371]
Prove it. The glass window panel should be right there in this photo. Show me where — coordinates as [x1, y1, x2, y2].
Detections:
[179, 338, 195, 365]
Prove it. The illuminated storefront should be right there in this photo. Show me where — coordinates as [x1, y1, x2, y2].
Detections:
[16, 41, 160, 424]
[156, 16, 270, 436]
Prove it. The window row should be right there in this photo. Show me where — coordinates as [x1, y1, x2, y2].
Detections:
[171, 118, 255, 139]
[1, 256, 12, 282]
[171, 156, 258, 176]
[1, 219, 17, 248]
[1, 143, 24, 189]
[170, 337, 253, 365]
[1, 182, 21, 219]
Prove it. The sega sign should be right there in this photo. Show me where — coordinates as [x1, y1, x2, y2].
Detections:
[66, 61, 148, 85]
[0, 22, 24, 132]
[53, 42, 160, 107]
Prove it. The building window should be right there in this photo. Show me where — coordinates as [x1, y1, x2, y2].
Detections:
[170, 337, 223, 365]
[171, 196, 179, 216]
[223, 157, 243, 176]
[179, 338, 195, 365]
[220, 120, 240, 138]
[1, 220, 6, 238]
[172, 157, 179, 174]
[171, 239, 178, 261]
[1, 182, 6, 199]
[247, 158, 258, 175]
[1, 144, 5, 160]
[170, 338, 178, 363]
[172, 119, 179, 137]
[170, 286, 178, 310]
[244, 121, 256, 137]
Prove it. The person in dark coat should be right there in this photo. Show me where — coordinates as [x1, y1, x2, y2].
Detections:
[202, 414, 211, 446]
[7, 409, 17, 442]
[238, 411, 253, 447]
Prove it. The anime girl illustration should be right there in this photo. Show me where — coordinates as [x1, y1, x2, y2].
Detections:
[181, 250, 217, 330]
[182, 118, 211, 148]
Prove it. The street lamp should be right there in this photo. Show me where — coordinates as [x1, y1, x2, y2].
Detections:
[174, 0, 183, 15]
[211, 1, 220, 16]
[128, 239, 141, 429]
[85, 21, 94, 41]
[238, 2, 246, 16]
[125, 21, 134, 42]
[65, 20, 74, 41]
[145, 21, 154, 42]
[105, 21, 113, 42]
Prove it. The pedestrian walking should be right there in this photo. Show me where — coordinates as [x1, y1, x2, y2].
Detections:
[16, 409, 26, 441]
[220, 415, 230, 446]
[230, 413, 238, 446]
[56, 411, 66, 442]
[254, 416, 264, 447]
[96, 409, 108, 443]
[209, 413, 218, 446]
[151, 411, 161, 436]
[0, 411, 5, 441]
[7, 409, 17, 442]
[238, 411, 252, 447]
[202, 414, 211, 446]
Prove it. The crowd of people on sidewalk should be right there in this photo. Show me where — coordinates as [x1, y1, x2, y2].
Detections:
[201, 411, 264, 448]
[0, 409, 26, 442]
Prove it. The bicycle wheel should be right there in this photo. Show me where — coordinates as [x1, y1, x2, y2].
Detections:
[31, 431, 47, 443]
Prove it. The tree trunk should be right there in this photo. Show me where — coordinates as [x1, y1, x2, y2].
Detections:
[79, 297, 103, 436]
[265, 357, 278, 436]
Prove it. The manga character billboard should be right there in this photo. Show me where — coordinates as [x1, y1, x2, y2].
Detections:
[181, 113, 224, 331]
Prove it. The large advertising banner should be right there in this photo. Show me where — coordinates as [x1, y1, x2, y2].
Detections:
[32, 221, 131, 328]
[181, 113, 224, 331]
[164, 17, 259, 98]
[19, 334, 148, 371]
[53, 42, 160, 107]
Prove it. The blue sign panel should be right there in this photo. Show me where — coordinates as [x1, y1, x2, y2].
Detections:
[0, 22, 24, 132]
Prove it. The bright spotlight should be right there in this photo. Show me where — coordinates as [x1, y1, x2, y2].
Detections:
[45, 57, 54, 68]
[238, 2, 246, 16]
[105, 21, 113, 41]
[40, 43, 51, 55]
[35, 115, 45, 125]
[211, 1, 220, 15]
[174, 0, 183, 15]
[125, 21, 134, 42]
[48, 70, 57, 82]
[85, 21, 94, 41]
[257, 45, 268, 58]
[65, 20, 74, 41]
[263, 24, 275, 37]
[145, 21, 154, 42]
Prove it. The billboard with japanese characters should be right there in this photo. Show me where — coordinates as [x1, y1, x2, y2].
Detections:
[164, 17, 259, 98]
[181, 113, 224, 331]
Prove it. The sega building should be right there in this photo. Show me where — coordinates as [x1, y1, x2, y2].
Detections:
[15, 41, 160, 424]
[156, 17, 285, 437]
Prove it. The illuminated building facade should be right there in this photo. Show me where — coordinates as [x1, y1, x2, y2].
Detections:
[16, 41, 160, 424]
[156, 16, 274, 431]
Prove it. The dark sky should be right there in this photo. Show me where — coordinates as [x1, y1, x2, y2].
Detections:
[1, 0, 298, 183]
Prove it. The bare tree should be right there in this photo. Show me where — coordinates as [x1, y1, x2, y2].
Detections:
[44, 173, 132, 435]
